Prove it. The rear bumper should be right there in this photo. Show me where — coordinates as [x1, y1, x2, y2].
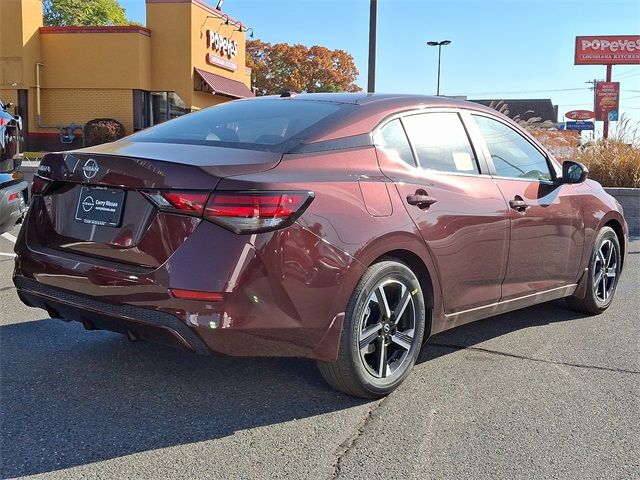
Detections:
[13, 220, 362, 361]
[0, 180, 28, 233]
[15, 276, 210, 354]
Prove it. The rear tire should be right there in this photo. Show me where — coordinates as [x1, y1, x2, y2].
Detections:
[317, 260, 426, 399]
[566, 226, 621, 315]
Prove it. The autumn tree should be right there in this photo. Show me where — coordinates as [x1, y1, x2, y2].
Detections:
[43, 0, 130, 26]
[247, 40, 361, 96]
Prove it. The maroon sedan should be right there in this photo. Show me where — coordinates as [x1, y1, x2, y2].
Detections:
[14, 93, 628, 398]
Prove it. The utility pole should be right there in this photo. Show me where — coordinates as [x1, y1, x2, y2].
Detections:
[367, 0, 377, 93]
[586, 79, 598, 142]
[586, 79, 604, 141]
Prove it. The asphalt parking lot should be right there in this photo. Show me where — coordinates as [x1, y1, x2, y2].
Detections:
[1, 223, 638, 480]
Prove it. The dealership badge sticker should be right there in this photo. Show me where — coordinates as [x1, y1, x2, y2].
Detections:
[82, 159, 99, 180]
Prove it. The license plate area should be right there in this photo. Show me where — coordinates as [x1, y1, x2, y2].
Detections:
[75, 186, 125, 227]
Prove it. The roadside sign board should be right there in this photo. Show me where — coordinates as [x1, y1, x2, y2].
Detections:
[595, 82, 620, 121]
[575, 36, 640, 65]
[566, 121, 595, 131]
[565, 110, 595, 120]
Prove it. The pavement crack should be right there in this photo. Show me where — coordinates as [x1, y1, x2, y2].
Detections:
[429, 342, 640, 375]
[330, 398, 385, 479]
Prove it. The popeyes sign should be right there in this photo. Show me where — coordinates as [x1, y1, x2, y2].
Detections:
[575, 36, 640, 65]
[206, 29, 238, 71]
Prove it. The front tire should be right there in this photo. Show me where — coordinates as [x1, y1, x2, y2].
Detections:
[317, 260, 426, 398]
[567, 226, 621, 314]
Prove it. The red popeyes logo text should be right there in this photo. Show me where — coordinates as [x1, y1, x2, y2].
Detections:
[575, 35, 640, 65]
[206, 30, 238, 58]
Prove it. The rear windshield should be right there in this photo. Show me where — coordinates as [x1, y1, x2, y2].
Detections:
[129, 99, 352, 152]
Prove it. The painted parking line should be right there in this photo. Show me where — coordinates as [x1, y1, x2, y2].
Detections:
[0, 252, 16, 257]
[1, 232, 17, 243]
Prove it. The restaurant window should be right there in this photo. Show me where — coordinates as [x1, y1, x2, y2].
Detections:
[133, 90, 188, 130]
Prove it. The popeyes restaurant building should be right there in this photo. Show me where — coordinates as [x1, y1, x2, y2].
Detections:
[0, 0, 254, 151]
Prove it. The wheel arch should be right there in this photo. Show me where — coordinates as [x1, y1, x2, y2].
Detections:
[370, 248, 435, 340]
[603, 218, 626, 270]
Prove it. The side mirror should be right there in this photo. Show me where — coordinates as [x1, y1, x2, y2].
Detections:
[561, 160, 588, 184]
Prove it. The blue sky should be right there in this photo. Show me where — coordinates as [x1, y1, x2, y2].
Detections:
[121, 0, 640, 130]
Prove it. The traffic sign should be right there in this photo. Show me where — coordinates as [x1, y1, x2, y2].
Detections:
[566, 121, 594, 131]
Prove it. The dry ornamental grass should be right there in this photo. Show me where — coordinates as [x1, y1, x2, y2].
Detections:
[578, 140, 640, 188]
[577, 116, 640, 188]
[526, 115, 640, 189]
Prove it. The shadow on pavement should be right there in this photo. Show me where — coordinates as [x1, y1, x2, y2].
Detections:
[0, 285, 627, 477]
[0, 319, 364, 478]
[419, 299, 586, 363]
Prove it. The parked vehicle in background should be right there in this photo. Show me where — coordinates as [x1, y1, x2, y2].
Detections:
[13, 93, 628, 398]
[0, 101, 28, 234]
[1, 100, 23, 169]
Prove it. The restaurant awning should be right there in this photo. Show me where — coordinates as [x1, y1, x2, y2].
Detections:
[194, 68, 254, 99]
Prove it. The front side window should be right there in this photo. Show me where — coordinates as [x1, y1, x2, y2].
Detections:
[402, 112, 479, 174]
[373, 119, 416, 167]
[473, 115, 552, 181]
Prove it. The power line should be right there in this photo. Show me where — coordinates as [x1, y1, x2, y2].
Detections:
[614, 67, 640, 79]
[455, 87, 589, 96]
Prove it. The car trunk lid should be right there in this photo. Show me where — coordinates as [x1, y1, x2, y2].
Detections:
[30, 142, 281, 267]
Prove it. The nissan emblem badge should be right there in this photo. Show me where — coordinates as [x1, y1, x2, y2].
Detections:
[83, 159, 99, 180]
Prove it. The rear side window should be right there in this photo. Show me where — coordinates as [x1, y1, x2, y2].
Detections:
[129, 99, 351, 152]
[402, 112, 479, 174]
[473, 114, 552, 181]
[373, 119, 416, 167]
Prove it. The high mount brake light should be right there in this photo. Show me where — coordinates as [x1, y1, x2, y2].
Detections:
[204, 191, 314, 234]
[31, 175, 52, 195]
[143, 189, 314, 234]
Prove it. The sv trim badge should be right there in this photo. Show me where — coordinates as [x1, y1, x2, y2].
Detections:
[82, 159, 99, 180]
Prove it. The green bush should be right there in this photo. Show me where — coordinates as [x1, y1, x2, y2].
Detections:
[83, 118, 126, 147]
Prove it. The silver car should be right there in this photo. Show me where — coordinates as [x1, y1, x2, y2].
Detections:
[0, 163, 28, 234]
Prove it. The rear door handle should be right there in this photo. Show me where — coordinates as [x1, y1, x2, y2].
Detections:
[509, 197, 529, 212]
[406, 194, 438, 209]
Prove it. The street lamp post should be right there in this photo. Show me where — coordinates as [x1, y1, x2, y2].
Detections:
[427, 40, 451, 96]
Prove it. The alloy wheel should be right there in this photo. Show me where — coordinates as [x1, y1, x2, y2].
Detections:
[593, 238, 618, 303]
[357, 279, 416, 379]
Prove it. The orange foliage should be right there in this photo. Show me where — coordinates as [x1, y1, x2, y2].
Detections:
[247, 40, 361, 95]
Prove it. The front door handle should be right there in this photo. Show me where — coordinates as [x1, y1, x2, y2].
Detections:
[509, 197, 529, 212]
[406, 193, 438, 209]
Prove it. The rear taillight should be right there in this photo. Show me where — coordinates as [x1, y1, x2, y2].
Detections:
[204, 191, 314, 234]
[143, 189, 314, 234]
[7, 192, 19, 202]
[141, 190, 209, 217]
[31, 175, 52, 195]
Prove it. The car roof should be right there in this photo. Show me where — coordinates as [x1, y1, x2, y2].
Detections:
[250, 92, 501, 144]
[252, 92, 475, 108]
